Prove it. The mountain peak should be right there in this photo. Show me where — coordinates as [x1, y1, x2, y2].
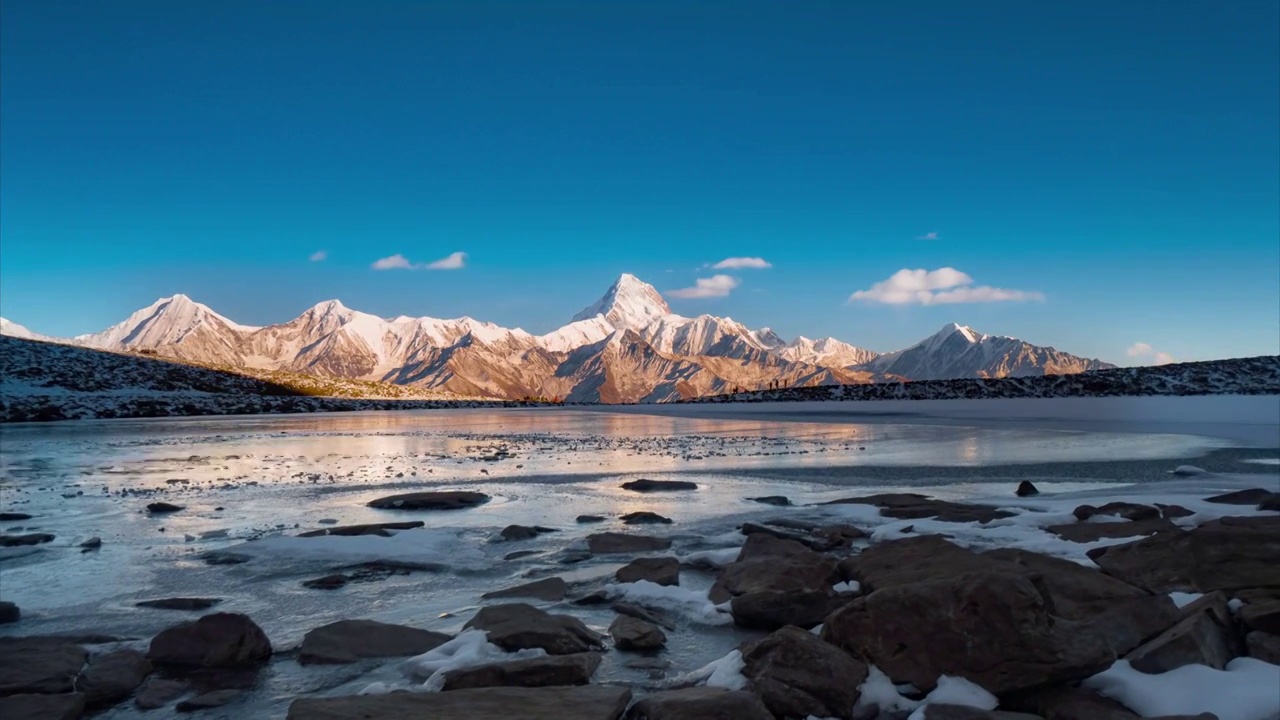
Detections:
[571, 274, 672, 330]
[935, 322, 981, 343]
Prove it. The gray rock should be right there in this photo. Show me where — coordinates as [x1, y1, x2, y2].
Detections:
[136, 598, 222, 611]
[176, 689, 243, 712]
[621, 512, 672, 525]
[586, 532, 671, 554]
[621, 479, 697, 493]
[1015, 481, 1039, 497]
[623, 687, 772, 720]
[0, 601, 18, 624]
[741, 625, 868, 720]
[147, 613, 272, 668]
[576, 515, 606, 523]
[134, 677, 189, 710]
[1045, 519, 1180, 543]
[1246, 630, 1280, 664]
[748, 496, 791, 506]
[297, 521, 424, 537]
[1126, 594, 1240, 672]
[824, 493, 1013, 523]
[1088, 516, 1280, 592]
[464, 604, 603, 655]
[80, 537, 102, 550]
[0, 636, 87, 695]
[0, 533, 54, 547]
[77, 649, 152, 708]
[500, 525, 557, 541]
[1235, 588, 1280, 633]
[441, 652, 602, 690]
[286, 685, 632, 720]
[483, 577, 568, 601]
[146, 502, 184, 514]
[299, 619, 450, 665]
[0, 693, 86, 720]
[609, 616, 666, 651]
[366, 491, 490, 511]
[615, 557, 679, 586]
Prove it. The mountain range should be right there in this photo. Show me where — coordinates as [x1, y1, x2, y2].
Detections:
[0, 274, 1114, 402]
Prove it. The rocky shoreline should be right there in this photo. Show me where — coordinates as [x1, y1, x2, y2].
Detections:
[3, 480, 1278, 720]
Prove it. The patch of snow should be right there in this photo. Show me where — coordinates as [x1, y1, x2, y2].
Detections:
[679, 547, 741, 569]
[602, 580, 731, 625]
[401, 629, 546, 691]
[1244, 458, 1280, 466]
[906, 675, 999, 719]
[1169, 592, 1205, 609]
[672, 649, 747, 690]
[856, 665, 921, 714]
[1229, 598, 1245, 612]
[832, 580, 860, 594]
[1083, 658, 1280, 720]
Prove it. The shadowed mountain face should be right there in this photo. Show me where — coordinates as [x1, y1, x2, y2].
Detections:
[0, 275, 1113, 403]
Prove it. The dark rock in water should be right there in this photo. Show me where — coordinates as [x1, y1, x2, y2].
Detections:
[1204, 488, 1278, 505]
[299, 619, 450, 665]
[176, 689, 243, 712]
[1125, 593, 1241, 673]
[366, 491, 489, 511]
[0, 533, 54, 547]
[441, 652, 602, 690]
[0, 693, 86, 720]
[1261, 496, 1280, 512]
[0, 512, 32, 521]
[483, 577, 568, 602]
[585, 532, 671, 554]
[821, 569, 1173, 695]
[1045, 518, 1180, 543]
[621, 511, 672, 525]
[1088, 515, 1280, 592]
[0, 637, 88, 695]
[297, 521, 424, 537]
[78, 649, 152, 708]
[731, 589, 843, 630]
[719, 534, 839, 597]
[609, 616, 666, 651]
[286, 686, 633, 720]
[1246, 630, 1280, 664]
[134, 677, 189, 710]
[1073, 502, 1160, 522]
[748, 496, 791, 506]
[614, 602, 676, 631]
[739, 522, 856, 552]
[146, 502, 184, 514]
[464, 604, 603, 655]
[500, 525, 558, 541]
[1015, 480, 1039, 497]
[823, 493, 1013, 523]
[136, 598, 222, 611]
[615, 557, 679, 586]
[620, 479, 698, 493]
[302, 575, 348, 590]
[741, 625, 868, 720]
[200, 552, 250, 565]
[0, 601, 18, 624]
[623, 687, 773, 720]
[79, 537, 102, 550]
[575, 515, 606, 523]
[147, 613, 272, 668]
[504, 550, 541, 561]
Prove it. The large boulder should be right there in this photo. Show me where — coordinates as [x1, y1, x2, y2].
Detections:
[716, 534, 843, 630]
[0, 637, 87, 695]
[0, 693, 86, 720]
[586, 533, 671, 555]
[1124, 593, 1241, 673]
[464, 604, 603, 655]
[731, 589, 845, 631]
[616, 557, 679, 586]
[823, 493, 1013, 523]
[287, 686, 632, 720]
[609, 616, 666, 651]
[147, 613, 272, 668]
[366, 491, 490, 510]
[441, 653, 601, 690]
[740, 625, 868, 720]
[1088, 515, 1280, 592]
[822, 571, 1153, 694]
[76, 649, 152, 708]
[483, 577, 568, 601]
[623, 687, 773, 720]
[299, 620, 451, 665]
[839, 536, 993, 592]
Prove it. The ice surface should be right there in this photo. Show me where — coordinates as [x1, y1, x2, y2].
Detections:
[603, 580, 732, 625]
[1083, 658, 1280, 720]
[219, 528, 488, 570]
[400, 629, 547, 691]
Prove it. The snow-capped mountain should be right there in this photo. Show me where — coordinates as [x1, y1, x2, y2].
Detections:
[2, 275, 1113, 402]
[870, 323, 1114, 379]
[0, 318, 56, 343]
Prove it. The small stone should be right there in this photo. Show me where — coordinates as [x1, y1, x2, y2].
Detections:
[366, 491, 489, 511]
[0, 601, 19, 624]
[500, 525, 557, 541]
[80, 537, 102, 550]
[576, 515, 606, 523]
[615, 557, 679, 586]
[621, 512, 672, 525]
[621, 479, 698, 493]
[136, 598, 222, 610]
[483, 577, 568, 602]
[748, 496, 792, 506]
[609, 616, 666, 651]
[1015, 481, 1039, 497]
[302, 575, 348, 590]
[146, 502, 184, 514]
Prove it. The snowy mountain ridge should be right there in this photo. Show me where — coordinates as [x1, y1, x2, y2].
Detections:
[0, 273, 1114, 402]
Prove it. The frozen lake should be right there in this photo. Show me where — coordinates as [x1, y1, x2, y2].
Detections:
[1, 399, 1277, 718]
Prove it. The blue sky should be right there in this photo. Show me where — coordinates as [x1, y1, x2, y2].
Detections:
[2, 1, 1277, 363]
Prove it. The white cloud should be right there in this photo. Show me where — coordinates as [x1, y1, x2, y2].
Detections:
[848, 267, 1044, 305]
[1127, 342, 1177, 366]
[426, 251, 467, 270]
[309, 250, 328, 262]
[668, 274, 740, 299]
[918, 232, 939, 240]
[711, 257, 772, 270]
[371, 251, 467, 271]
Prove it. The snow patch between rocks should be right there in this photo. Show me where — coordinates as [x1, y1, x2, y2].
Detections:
[602, 580, 731, 625]
[1084, 658, 1280, 720]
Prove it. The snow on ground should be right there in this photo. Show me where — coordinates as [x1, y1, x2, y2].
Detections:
[606, 395, 1280, 446]
[905, 675, 999, 719]
[674, 649, 747, 690]
[1083, 659, 1280, 720]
